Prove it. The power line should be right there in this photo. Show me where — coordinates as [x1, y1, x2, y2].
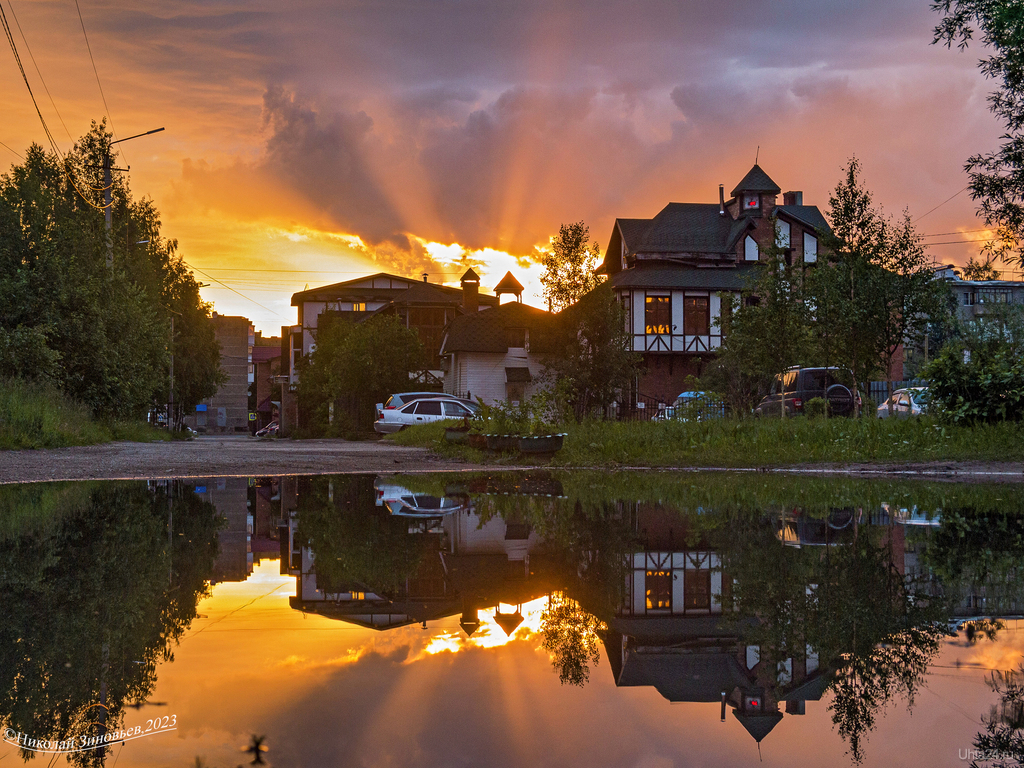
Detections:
[0, 138, 23, 159]
[914, 186, 969, 223]
[72, 0, 123, 161]
[921, 228, 991, 237]
[927, 237, 997, 246]
[6, 0, 74, 142]
[183, 260, 290, 320]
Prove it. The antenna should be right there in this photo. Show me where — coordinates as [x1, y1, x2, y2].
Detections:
[755, 146, 760, 165]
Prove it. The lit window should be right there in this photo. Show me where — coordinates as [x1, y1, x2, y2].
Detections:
[645, 570, 671, 610]
[645, 294, 671, 334]
[352, 303, 366, 312]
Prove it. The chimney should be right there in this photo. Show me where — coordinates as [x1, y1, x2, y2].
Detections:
[422, 272, 428, 283]
[783, 191, 803, 206]
[460, 268, 480, 313]
[719, 184, 726, 216]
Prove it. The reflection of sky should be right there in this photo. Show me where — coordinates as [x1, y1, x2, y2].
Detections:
[29, 559, 1022, 768]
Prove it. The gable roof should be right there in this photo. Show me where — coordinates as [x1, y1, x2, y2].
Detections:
[776, 204, 830, 234]
[616, 651, 750, 702]
[732, 710, 784, 743]
[291, 272, 496, 308]
[494, 271, 525, 295]
[607, 263, 759, 291]
[731, 164, 782, 197]
[441, 301, 555, 354]
[636, 203, 742, 255]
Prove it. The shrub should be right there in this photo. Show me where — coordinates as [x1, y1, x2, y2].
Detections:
[805, 397, 829, 419]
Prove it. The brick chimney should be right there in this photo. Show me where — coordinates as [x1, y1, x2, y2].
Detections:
[460, 268, 480, 313]
[783, 191, 803, 206]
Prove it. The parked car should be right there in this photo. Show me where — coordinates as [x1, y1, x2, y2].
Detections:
[876, 387, 929, 418]
[376, 391, 478, 421]
[374, 397, 478, 434]
[755, 367, 861, 418]
[653, 391, 725, 421]
[255, 421, 279, 437]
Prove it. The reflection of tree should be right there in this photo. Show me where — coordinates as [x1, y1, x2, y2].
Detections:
[296, 477, 423, 596]
[0, 482, 218, 766]
[972, 666, 1024, 768]
[540, 591, 606, 686]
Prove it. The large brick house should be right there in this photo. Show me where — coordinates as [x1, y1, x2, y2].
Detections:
[597, 164, 830, 404]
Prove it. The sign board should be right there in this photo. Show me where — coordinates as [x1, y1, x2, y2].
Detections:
[248, 412, 256, 421]
[195, 404, 207, 412]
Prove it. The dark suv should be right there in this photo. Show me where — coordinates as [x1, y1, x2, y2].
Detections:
[755, 367, 861, 417]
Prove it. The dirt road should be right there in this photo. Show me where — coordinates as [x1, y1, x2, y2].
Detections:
[0, 436, 485, 484]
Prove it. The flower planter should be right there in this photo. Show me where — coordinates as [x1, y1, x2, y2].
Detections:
[444, 428, 469, 444]
[484, 434, 519, 452]
[517, 433, 566, 454]
[467, 433, 487, 450]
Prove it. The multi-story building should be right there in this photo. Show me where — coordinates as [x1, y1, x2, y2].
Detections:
[186, 313, 254, 433]
[597, 164, 830, 404]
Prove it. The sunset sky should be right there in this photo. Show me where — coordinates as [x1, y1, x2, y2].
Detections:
[0, 0, 1014, 334]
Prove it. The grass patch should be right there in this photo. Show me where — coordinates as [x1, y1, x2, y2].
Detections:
[386, 414, 1024, 468]
[0, 378, 171, 450]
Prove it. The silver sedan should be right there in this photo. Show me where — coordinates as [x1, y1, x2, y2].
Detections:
[374, 397, 477, 434]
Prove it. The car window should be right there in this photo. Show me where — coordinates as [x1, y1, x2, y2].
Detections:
[783, 371, 798, 393]
[803, 370, 828, 393]
[415, 400, 443, 416]
[443, 402, 469, 417]
[914, 390, 929, 405]
[385, 395, 398, 408]
[769, 375, 781, 395]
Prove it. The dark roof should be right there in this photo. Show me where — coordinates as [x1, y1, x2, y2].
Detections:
[731, 164, 782, 197]
[505, 366, 532, 383]
[636, 203, 741, 255]
[732, 711, 783, 743]
[441, 302, 555, 354]
[494, 271, 525, 295]
[618, 218, 651, 250]
[780, 673, 830, 702]
[607, 263, 759, 291]
[461, 267, 480, 282]
[616, 651, 750, 702]
[292, 272, 496, 307]
[392, 281, 473, 306]
[776, 204, 831, 234]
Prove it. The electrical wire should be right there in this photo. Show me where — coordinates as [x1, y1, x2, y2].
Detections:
[6, 0, 73, 142]
[0, 138, 23, 159]
[73, 0, 123, 163]
[183, 260, 290, 320]
[914, 186, 969, 223]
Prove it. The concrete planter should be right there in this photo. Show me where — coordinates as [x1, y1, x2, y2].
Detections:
[517, 433, 566, 454]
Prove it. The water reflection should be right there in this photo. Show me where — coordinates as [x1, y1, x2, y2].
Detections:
[1, 471, 1023, 766]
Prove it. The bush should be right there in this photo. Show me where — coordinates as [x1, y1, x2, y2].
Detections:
[805, 397, 828, 419]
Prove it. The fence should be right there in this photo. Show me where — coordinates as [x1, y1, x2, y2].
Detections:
[607, 392, 670, 422]
[867, 379, 927, 407]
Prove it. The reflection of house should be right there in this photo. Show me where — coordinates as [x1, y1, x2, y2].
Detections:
[196, 477, 253, 583]
[440, 275, 555, 405]
[597, 165, 830, 403]
[606, 504, 825, 745]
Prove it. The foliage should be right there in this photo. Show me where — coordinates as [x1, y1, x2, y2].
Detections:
[540, 221, 604, 312]
[923, 303, 1024, 423]
[934, 0, 1024, 270]
[709, 219, 811, 413]
[544, 283, 640, 420]
[971, 666, 1024, 768]
[0, 481, 218, 767]
[962, 256, 1003, 280]
[472, 392, 558, 435]
[0, 377, 170, 449]
[0, 123, 222, 421]
[298, 314, 423, 434]
[804, 396, 828, 418]
[540, 591, 606, 686]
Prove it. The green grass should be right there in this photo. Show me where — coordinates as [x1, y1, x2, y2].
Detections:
[0, 378, 172, 450]
[385, 414, 1024, 468]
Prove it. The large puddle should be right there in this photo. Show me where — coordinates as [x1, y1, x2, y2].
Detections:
[1, 471, 1022, 767]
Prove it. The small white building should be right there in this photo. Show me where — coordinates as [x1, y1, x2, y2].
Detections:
[440, 272, 555, 406]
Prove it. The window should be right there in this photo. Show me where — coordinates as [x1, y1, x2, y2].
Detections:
[352, 302, 366, 312]
[745, 236, 759, 261]
[963, 292, 975, 306]
[783, 371, 798, 393]
[621, 293, 631, 333]
[684, 570, 711, 610]
[683, 296, 710, 336]
[506, 327, 527, 348]
[743, 194, 760, 210]
[414, 401, 442, 416]
[442, 402, 470, 418]
[645, 294, 671, 334]
[645, 570, 672, 611]
[804, 232, 818, 263]
[777, 220, 791, 248]
[978, 289, 1010, 304]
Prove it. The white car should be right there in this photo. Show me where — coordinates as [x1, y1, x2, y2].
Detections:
[374, 397, 477, 434]
[876, 387, 929, 418]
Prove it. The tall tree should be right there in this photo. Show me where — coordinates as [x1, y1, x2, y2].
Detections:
[540, 221, 604, 312]
[962, 255, 1002, 280]
[934, 1, 1024, 270]
[543, 283, 640, 420]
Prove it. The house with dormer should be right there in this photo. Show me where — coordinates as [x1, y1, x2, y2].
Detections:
[597, 164, 830, 404]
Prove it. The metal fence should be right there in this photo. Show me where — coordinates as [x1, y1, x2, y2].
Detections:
[607, 392, 670, 422]
[867, 379, 927, 407]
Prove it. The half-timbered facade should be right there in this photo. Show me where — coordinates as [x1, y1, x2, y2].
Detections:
[597, 165, 830, 404]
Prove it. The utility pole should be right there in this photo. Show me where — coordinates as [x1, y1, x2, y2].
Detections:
[104, 127, 165, 269]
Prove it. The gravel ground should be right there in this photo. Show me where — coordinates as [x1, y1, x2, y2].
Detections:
[0, 436, 1021, 484]
[0, 435, 487, 484]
